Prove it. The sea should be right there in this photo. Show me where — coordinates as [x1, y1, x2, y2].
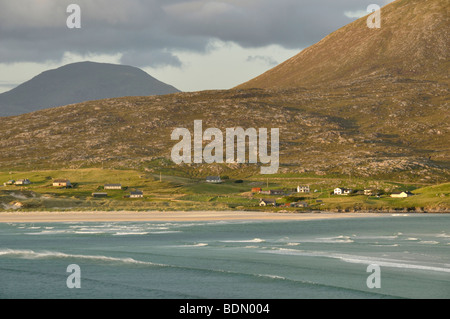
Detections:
[0, 214, 449, 299]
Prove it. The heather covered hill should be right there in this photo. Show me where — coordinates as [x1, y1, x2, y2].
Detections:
[0, 81, 448, 182]
[237, 0, 449, 89]
[0, 62, 180, 117]
[0, 0, 448, 184]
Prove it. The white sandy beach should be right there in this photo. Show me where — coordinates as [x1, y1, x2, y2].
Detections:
[0, 210, 391, 223]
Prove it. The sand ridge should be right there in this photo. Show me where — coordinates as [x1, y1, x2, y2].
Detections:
[0, 210, 390, 223]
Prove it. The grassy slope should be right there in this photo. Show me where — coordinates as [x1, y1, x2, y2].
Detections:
[1, 169, 448, 212]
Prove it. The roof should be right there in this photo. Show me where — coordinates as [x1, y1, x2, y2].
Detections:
[104, 184, 122, 187]
[130, 190, 143, 195]
[206, 176, 221, 180]
[53, 179, 70, 182]
[293, 201, 308, 206]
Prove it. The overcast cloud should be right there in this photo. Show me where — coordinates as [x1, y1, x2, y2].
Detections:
[0, 0, 394, 67]
[0, 0, 395, 92]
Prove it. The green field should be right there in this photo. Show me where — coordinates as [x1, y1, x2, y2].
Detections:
[0, 169, 448, 212]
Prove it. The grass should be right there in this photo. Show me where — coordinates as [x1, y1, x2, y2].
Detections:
[0, 169, 448, 212]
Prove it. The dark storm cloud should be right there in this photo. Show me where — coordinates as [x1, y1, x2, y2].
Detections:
[0, 0, 393, 67]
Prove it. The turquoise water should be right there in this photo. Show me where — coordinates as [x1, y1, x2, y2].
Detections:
[0, 214, 449, 299]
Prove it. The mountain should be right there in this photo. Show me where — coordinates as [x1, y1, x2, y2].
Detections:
[0, 0, 448, 183]
[0, 62, 180, 117]
[237, 0, 448, 89]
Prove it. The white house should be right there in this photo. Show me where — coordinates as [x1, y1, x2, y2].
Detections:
[334, 188, 352, 195]
[15, 179, 31, 185]
[206, 176, 222, 183]
[391, 191, 413, 198]
[104, 184, 122, 190]
[297, 185, 310, 193]
[259, 199, 276, 207]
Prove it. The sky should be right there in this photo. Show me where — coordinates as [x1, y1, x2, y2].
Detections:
[0, 0, 395, 93]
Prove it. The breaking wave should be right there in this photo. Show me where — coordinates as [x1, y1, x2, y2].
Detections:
[261, 249, 450, 273]
[222, 238, 265, 243]
[0, 249, 166, 267]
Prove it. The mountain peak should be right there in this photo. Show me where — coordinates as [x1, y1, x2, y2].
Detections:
[237, 0, 448, 89]
[0, 61, 180, 117]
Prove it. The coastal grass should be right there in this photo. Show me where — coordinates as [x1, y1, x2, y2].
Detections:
[0, 169, 448, 212]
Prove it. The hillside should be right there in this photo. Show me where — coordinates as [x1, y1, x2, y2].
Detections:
[0, 62, 180, 117]
[237, 0, 449, 89]
[0, 0, 448, 185]
[0, 81, 448, 183]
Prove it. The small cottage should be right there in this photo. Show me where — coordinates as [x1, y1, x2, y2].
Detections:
[15, 179, 31, 185]
[297, 186, 310, 193]
[92, 192, 108, 198]
[53, 179, 71, 187]
[343, 189, 353, 195]
[206, 176, 222, 183]
[270, 190, 285, 196]
[334, 188, 352, 195]
[130, 190, 144, 198]
[390, 191, 413, 198]
[291, 201, 309, 208]
[259, 199, 276, 207]
[104, 184, 122, 190]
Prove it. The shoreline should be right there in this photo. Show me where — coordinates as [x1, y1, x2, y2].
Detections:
[0, 210, 441, 223]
